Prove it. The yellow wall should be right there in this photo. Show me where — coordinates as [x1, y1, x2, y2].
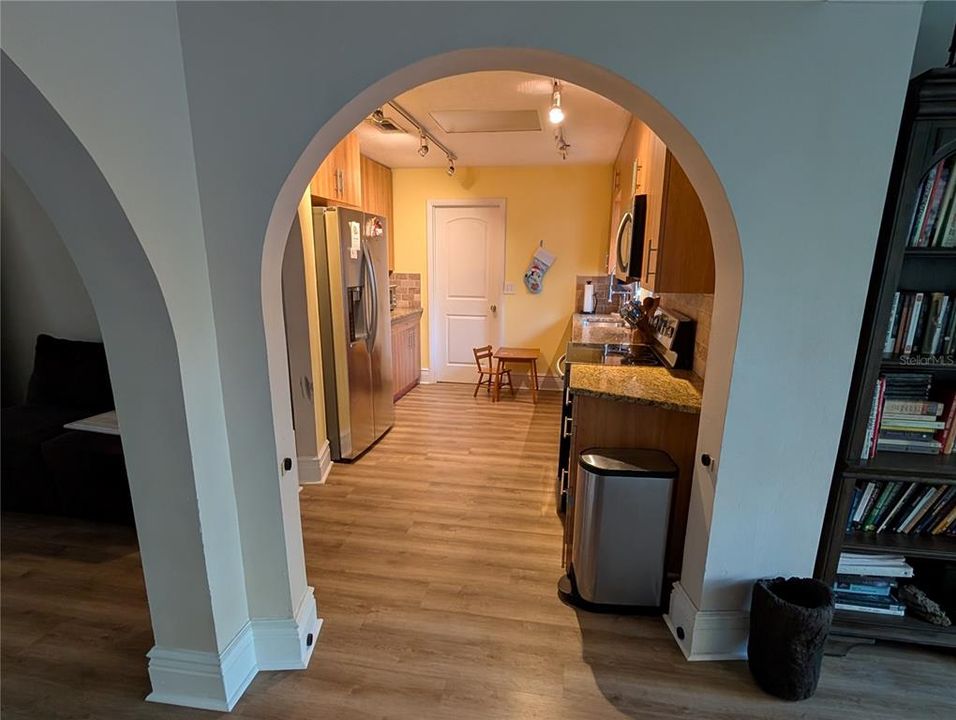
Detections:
[391, 164, 612, 377]
[296, 189, 327, 448]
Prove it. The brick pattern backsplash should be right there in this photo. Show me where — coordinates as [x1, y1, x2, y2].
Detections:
[390, 272, 421, 309]
[657, 292, 713, 379]
[574, 275, 622, 315]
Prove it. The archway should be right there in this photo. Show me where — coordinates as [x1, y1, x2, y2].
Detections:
[260, 47, 742, 642]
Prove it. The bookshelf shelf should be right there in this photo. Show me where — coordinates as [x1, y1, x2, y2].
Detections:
[903, 248, 956, 259]
[845, 452, 956, 482]
[817, 68, 956, 651]
[833, 609, 956, 649]
[843, 530, 956, 560]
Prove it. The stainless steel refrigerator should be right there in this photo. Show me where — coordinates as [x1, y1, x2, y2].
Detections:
[313, 207, 394, 460]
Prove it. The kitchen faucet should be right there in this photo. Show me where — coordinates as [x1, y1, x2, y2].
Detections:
[607, 273, 633, 308]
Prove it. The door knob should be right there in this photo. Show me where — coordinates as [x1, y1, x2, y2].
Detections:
[491, 304, 497, 312]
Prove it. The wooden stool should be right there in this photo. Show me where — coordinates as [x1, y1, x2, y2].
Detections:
[473, 345, 513, 400]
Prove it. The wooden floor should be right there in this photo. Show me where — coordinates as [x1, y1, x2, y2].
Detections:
[2, 383, 955, 719]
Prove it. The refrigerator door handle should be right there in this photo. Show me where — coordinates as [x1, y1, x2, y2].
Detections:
[362, 239, 379, 351]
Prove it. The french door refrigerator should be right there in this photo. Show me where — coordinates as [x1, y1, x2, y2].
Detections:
[313, 206, 394, 460]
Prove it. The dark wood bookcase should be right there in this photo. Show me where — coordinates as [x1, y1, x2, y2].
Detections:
[817, 68, 956, 649]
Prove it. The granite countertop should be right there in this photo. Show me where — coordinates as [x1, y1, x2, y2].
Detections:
[569, 364, 703, 414]
[391, 307, 423, 324]
[571, 313, 638, 345]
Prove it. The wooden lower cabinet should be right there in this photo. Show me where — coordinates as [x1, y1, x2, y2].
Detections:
[563, 393, 700, 599]
[391, 313, 421, 401]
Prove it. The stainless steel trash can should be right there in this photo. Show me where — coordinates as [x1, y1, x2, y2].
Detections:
[571, 448, 677, 608]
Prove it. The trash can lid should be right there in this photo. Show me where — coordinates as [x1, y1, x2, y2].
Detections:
[578, 448, 678, 478]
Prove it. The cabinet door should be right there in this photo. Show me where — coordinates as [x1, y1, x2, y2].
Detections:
[640, 132, 667, 291]
[361, 155, 394, 270]
[310, 147, 340, 204]
[338, 131, 362, 208]
[410, 323, 421, 381]
[656, 153, 715, 293]
[607, 118, 639, 274]
[391, 322, 407, 401]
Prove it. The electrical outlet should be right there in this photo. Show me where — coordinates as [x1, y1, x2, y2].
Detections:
[503, 282, 516, 295]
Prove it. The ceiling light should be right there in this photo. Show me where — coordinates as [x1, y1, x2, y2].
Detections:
[447, 157, 456, 176]
[418, 132, 429, 157]
[549, 80, 564, 125]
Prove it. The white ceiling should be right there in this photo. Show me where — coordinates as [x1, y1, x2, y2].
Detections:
[356, 71, 630, 169]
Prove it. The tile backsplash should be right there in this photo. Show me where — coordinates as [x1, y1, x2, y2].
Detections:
[574, 275, 622, 315]
[657, 292, 713, 379]
[390, 272, 421, 309]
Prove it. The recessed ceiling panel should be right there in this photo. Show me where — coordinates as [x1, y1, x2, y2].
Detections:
[430, 109, 541, 134]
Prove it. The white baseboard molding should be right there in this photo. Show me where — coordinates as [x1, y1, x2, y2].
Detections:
[420, 368, 434, 384]
[298, 441, 332, 485]
[253, 586, 322, 670]
[509, 374, 562, 392]
[146, 623, 257, 712]
[663, 582, 749, 661]
[146, 588, 322, 711]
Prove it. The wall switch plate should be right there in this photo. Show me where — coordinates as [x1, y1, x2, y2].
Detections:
[503, 282, 516, 295]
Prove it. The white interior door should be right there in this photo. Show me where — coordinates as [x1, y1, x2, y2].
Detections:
[431, 202, 505, 383]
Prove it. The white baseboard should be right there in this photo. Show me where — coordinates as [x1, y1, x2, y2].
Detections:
[663, 582, 749, 661]
[298, 441, 332, 485]
[146, 622, 257, 712]
[146, 588, 322, 711]
[253, 586, 322, 670]
[420, 368, 434, 384]
[509, 374, 562, 392]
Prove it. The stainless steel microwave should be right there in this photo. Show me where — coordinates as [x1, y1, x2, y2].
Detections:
[613, 194, 647, 282]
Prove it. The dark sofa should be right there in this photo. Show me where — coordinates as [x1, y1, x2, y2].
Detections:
[1, 334, 132, 523]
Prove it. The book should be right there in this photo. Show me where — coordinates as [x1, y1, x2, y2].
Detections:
[833, 577, 895, 597]
[900, 486, 943, 533]
[894, 293, 913, 356]
[883, 291, 902, 355]
[835, 598, 906, 617]
[920, 161, 952, 247]
[877, 483, 920, 533]
[861, 379, 882, 460]
[882, 399, 945, 415]
[932, 504, 956, 534]
[863, 482, 898, 531]
[852, 482, 878, 527]
[837, 553, 913, 578]
[922, 293, 946, 354]
[915, 486, 956, 534]
[936, 390, 956, 453]
[931, 295, 952, 354]
[932, 161, 956, 247]
[910, 294, 931, 352]
[876, 439, 942, 454]
[909, 164, 939, 246]
[944, 297, 956, 354]
[903, 293, 925, 354]
[845, 484, 864, 533]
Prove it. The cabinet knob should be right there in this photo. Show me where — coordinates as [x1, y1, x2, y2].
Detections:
[490, 304, 497, 313]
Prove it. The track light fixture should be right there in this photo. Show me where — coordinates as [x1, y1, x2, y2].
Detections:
[418, 131, 429, 157]
[549, 80, 565, 125]
[386, 100, 457, 168]
[447, 156, 456, 176]
[555, 126, 570, 161]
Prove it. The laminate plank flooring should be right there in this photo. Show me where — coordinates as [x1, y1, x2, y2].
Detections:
[2, 383, 954, 719]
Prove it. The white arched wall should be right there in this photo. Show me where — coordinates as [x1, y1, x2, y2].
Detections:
[259, 45, 743, 644]
[2, 0, 925, 709]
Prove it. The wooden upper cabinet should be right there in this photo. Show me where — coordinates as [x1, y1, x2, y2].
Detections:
[360, 155, 394, 271]
[311, 131, 362, 208]
[609, 116, 714, 294]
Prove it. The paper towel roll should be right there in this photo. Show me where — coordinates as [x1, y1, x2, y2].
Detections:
[582, 281, 596, 314]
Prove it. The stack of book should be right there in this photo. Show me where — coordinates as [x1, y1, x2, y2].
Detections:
[883, 291, 956, 358]
[845, 480, 956, 536]
[908, 155, 956, 248]
[834, 553, 913, 617]
[861, 374, 956, 457]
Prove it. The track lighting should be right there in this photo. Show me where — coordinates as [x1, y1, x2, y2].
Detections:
[549, 80, 565, 125]
[555, 126, 570, 161]
[418, 132, 429, 157]
[447, 156, 456, 176]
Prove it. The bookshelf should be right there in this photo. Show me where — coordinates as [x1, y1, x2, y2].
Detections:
[817, 69, 956, 649]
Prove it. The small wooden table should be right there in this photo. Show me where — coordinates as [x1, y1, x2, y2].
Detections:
[493, 347, 540, 403]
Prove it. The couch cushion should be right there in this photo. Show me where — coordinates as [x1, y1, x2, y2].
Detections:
[26, 334, 113, 412]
